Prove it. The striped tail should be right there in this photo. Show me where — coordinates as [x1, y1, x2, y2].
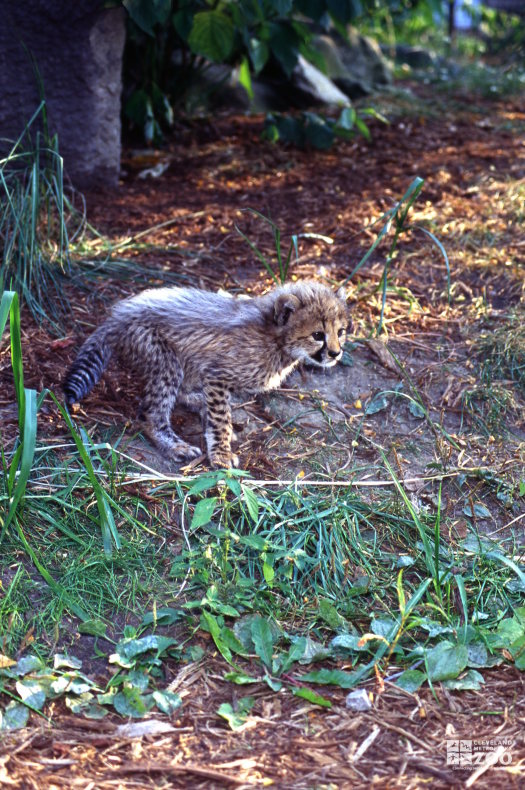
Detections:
[63, 327, 112, 404]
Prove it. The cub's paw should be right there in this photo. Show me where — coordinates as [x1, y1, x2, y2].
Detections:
[170, 442, 203, 463]
[209, 450, 239, 469]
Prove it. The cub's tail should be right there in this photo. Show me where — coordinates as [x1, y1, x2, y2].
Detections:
[63, 326, 113, 404]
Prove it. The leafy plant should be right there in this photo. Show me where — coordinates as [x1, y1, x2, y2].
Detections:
[121, 0, 374, 139]
[263, 106, 384, 150]
[0, 105, 78, 332]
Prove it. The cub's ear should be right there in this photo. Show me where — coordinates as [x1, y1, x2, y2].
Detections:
[336, 285, 348, 302]
[274, 293, 301, 326]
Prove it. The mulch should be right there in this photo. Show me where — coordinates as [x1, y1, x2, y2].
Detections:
[2, 662, 524, 788]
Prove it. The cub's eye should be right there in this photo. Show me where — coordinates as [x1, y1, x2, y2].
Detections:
[312, 331, 325, 342]
[337, 328, 346, 338]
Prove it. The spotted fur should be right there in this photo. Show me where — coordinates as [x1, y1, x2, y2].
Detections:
[64, 282, 349, 468]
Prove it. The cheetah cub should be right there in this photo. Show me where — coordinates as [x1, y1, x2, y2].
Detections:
[64, 282, 349, 468]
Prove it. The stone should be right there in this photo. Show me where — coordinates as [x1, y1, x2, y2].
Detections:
[0, 1, 126, 188]
[313, 29, 392, 99]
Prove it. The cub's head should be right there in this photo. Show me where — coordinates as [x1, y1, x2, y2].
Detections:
[273, 282, 349, 368]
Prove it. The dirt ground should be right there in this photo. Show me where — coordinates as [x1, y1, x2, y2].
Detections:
[1, 80, 524, 787]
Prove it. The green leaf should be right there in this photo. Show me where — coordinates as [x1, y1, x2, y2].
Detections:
[281, 638, 308, 673]
[217, 697, 255, 731]
[337, 107, 356, 131]
[463, 503, 491, 519]
[223, 670, 259, 685]
[201, 611, 233, 664]
[238, 57, 253, 100]
[241, 485, 260, 522]
[188, 11, 235, 63]
[394, 669, 426, 692]
[191, 497, 217, 529]
[111, 635, 178, 667]
[300, 668, 356, 688]
[268, 21, 301, 76]
[53, 654, 82, 670]
[251, 617, 274, 669]
[425, 641, 468, 682]
[123, 0, 171, 36]
[66, 697, 108, 718]
[0, 702, 29, 731]
[152, 690, 183, 715]
[220, 628, 250, 657]
[15, 678, 47, 710]
[442, 669, 485, 691]
[319, 599, 344, 629]
[304, 114, 335, 150]
[506, 632, 525, 670]
[262, 560, 275, 585]
[294, 0, 326, 22]
[248, 38, 269, 73]
[292, 687, 332, 707]
[365, 394, 389, 415]
[173, 7, 194, 41]
[408, 400, 426, 418]
[326, 0, 362, 23]
[14, 655, 44, 676]
[234, 615, 281, 651]
[113, 688, 153, 718]
[50, 673, 94, 696]
[330, 634, 368, 654]
[78, 619, 108, 638]
[141, 608, 184, 627]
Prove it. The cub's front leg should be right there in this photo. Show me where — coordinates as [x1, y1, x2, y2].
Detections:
[203, 381, 239, 469]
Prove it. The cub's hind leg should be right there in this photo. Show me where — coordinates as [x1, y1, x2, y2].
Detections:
[138, 340, 202, 463]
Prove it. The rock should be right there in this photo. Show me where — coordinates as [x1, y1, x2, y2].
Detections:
[313, 29, 392, 99]
[393, 45, 437, 69]
[292, 55, 351, 107]
[346, 688, 373, 711]
[0, 1, 125, 188]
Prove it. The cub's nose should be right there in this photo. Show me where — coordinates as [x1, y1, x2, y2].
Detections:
[328, 349, 340, 359]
